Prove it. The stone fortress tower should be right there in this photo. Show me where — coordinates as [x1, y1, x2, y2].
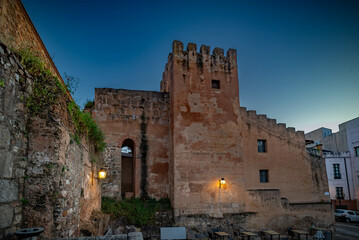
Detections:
[160, 41, 244, 217]
[0, 0, 334, 236]
[95, 40, 333, 230]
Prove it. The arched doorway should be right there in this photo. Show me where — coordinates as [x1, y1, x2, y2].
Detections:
[121, 139, 135, 198]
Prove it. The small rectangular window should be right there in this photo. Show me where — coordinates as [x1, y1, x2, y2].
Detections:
[333, 164, 341, 179]
[212, 80, 220, 89]
[355, 147, 359, 156]
[336, 187, 344, 199]
[257, 140, 267, 152]
[260, 170, 269, 183]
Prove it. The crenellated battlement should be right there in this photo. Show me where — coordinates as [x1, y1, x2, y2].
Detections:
[239, 107, 305, 140]
[161, 40, 239, 93]
[171, 40, 237, 71]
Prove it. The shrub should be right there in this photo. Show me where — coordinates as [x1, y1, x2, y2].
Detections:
[101, 197, 171, 227]
[67, 100, 105, 152]
[84, 99, 95, 110]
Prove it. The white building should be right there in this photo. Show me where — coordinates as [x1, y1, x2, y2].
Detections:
[323, 152, 355, 201]
[344, 118, 359, 201]
[306, 117, 359, 210]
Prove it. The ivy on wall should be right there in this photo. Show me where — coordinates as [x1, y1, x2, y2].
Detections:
[15, 45, 105, 152]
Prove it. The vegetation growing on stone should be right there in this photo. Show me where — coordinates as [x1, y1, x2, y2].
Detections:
[67, 100, 106, 152]
[101, 197, 171, 227]
[21, 198, 29, 205]
[91, 155, 99, 163]
[84, 99, 95, 109]
[16, 46, 65, 115]
[15, 46, 106, 152]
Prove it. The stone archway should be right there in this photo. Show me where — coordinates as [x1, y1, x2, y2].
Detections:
[121, 138, 135, 198]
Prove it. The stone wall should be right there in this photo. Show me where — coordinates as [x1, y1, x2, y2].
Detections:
[239, 107, 332, 230]
[0, 0, 62, 80]
[95, 88, 170, 199]
[157, 40, 333, 231]
[240, 107, 329, 202]
[0, 42, 102, 239]
[24, 115, 101, 238]
[0, 42, 31, 238]
[161, 41, 244, 218]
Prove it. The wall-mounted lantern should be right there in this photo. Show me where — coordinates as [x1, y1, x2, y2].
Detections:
[99, 168, 107, 179]
[91, 168, 107, 185]
[219, 178, 225, 189]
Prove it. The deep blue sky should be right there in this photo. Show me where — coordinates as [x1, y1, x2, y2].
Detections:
[22, 0, 359, 133]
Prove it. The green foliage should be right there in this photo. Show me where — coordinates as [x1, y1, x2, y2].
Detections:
[15, 46, 106, 152]
[53, 192, 58, 199]
[102, 197, 122, 217]
[91, 156, 99, 163]
[84, 99, 95, 110]
[21, 198, 29, 204]
[70, 133, 80, 145]
[62, 166, 66, 172]
[47, 163, 54, 169]
[15, 46, 48, 77]
[0, 78, 4, 87]
[15, 46, 63, 116]
[101, 197, 171, 227]
[68, 100, 106, 152]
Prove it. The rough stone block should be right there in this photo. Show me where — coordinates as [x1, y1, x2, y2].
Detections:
[0, 125, 10, 149]
[0, 205, 13, 228]
[96, 234, 128, 240]
[0, 179, 18, 202]
[13, 214, 21, 224]
[128, 232, 143, 240]
[0, 151, 14, 178]
[15, 168, 25, 178]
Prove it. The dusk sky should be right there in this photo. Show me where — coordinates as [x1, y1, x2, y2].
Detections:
[22, 0, 359, 133]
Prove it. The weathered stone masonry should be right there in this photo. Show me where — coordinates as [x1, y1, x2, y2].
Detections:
[95, 89, 170, 200]
[1, 1, 104, 237]
[0, 0, 62, 79]
[95, 40, 333, 232]
[0, 43, 30, 238]
[0, 0, 334, 235]
[0, 43, 102, 239]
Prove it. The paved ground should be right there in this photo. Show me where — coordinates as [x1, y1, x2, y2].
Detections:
[333, 221, 359, 240]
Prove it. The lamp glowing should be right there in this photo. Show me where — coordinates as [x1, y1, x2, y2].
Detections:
[99, 169, 106, 179]
[219, 178, 225, 188]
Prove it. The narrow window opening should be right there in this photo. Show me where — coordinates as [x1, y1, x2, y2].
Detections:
[336, 187, 344, 199]
[257, 139, 267, 152]
[260, 170, 269, 183]
[121, 139, 135, 198]
[212, 80, 220, 89]
[333, 164, 341, 179]
[355, 146, 359, 156]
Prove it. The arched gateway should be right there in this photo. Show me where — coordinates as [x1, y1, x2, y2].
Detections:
[121, 139, 135, 198]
